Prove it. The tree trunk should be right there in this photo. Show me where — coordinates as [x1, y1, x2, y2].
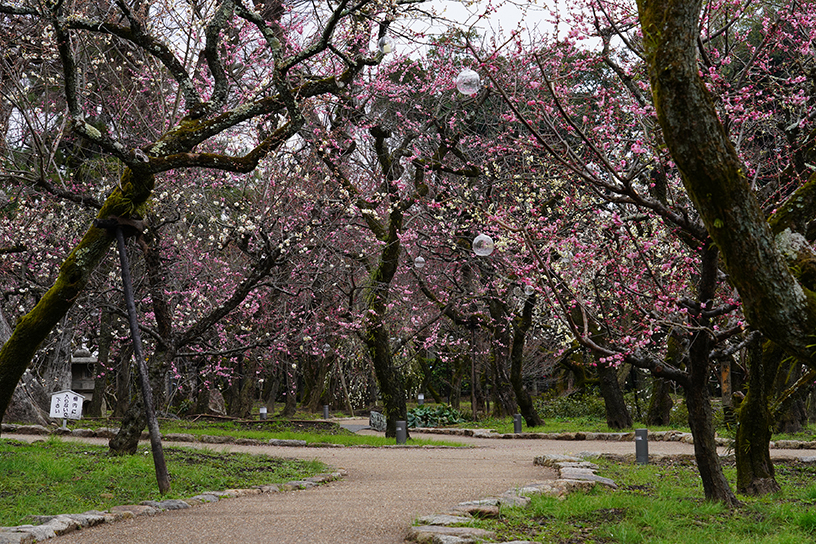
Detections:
[638, 0, 816, 365]
[736, 338, 781, 495]
[449, 356, 464, 410]
[774, 357, 807, 434]
[110, 349, 170, 455]
[597, 360, 632, 429]
[0, 170, 154, 425]
[685, 365, 738, 506]
[417, 350, 444, 404]
[510, 294, 543, 427]
[86, 311, 114, 418]
[646, 376, 673, 426]
[364, 322, 407, 438]
[113, 346, 133, 418]
[484, 298, 519, 419]
[109, 395, 147, 455]
[683, 245, 739, 507]
[647, 333, 681, 426]
[305, 356, 330, 413]
[333, 359, 354, 416]
[226, 357, 257, 419]
[281, 359, 297, 417]
[40, 324, 74, 394]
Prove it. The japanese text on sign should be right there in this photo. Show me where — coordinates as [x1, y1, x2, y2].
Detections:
[49, 390, 84, 420]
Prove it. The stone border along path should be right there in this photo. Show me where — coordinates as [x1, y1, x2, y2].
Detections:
[406, 453, 617, 544]
[3, 422, 816, 543]
[6, 422, 816, 451]
[0, 470, 347, 544]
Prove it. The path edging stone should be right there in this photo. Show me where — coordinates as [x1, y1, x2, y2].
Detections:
[0, 469, 346, 543]
[405, 453, 615, 543]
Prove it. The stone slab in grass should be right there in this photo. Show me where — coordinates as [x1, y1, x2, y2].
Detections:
[405, 525, 496, 543]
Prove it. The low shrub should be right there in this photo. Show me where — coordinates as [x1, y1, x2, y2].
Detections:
[407, 405, 464, 428]
[535, 389, 607, 419]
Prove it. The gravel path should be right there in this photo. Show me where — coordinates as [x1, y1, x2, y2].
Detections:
[12, 427, 816, 544]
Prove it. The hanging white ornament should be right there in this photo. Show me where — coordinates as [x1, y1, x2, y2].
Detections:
[455, 69, 481, 96]
[472, 234, 494, 256]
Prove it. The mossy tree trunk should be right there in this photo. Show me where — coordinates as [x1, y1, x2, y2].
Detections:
[736, 338, 781, 495]
[773, 357, 808, 434]
[0, 170, 154, 431]
[636, 0, 816, 504]
[638, 0, 816, 365]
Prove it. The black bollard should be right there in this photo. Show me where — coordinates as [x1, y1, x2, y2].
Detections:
[635, 428, 649, 464]
[396, 420, 407, 445]
[513, 414, 522, 434]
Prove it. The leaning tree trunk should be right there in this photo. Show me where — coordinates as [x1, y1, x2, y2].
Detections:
[736, 338, 781, 496]
[0, 170, 154, 429]
[638, 0, 816, 364]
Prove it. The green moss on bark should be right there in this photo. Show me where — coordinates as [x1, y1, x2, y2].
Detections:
[0, 169, 154, 427]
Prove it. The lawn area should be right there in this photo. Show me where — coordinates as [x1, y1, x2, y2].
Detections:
[0, 437, 327, 527]
[466, 458, 816, 543]
[41, 416, 461, 447]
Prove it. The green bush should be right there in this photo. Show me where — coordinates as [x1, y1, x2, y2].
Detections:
[535, 389, 607, 419]
[407, 405, 464, 428]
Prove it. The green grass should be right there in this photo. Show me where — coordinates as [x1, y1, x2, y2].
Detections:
[0, 437, 327, 527]
[457, 415, 684, 435]
[158, 419, 461, 447]
[53, 417, 463, 447]
[454, 411, 816, 442]
[466, 459, 816, 543]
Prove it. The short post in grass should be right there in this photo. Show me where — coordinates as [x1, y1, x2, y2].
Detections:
[417, 393, 424, 406]
[396, 420, 407, 445]
[513, 413, 522, 434]
[323, 405, 330, 419]
[259, 406, 267, 420]
[635, 428, 649, 464]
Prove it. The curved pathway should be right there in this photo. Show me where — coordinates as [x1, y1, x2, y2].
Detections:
[12, 429, 816, 544]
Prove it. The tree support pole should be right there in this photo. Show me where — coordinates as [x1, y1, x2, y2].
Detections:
[100, 218, 171, 494]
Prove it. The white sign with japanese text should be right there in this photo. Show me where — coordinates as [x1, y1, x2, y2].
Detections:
[49, 390, 85, 420]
